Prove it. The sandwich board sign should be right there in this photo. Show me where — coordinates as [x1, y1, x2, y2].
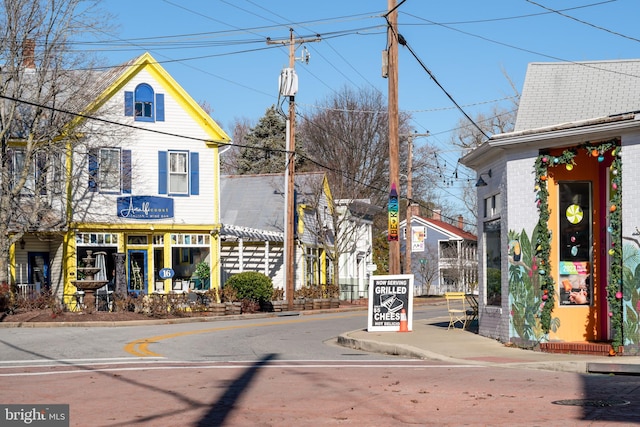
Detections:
[367, 274, 413, 332]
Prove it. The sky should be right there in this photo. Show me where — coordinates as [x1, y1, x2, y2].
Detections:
[89, 0, 640, 212]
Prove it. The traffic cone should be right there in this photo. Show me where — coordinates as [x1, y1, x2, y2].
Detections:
[399, 308, 409, 332]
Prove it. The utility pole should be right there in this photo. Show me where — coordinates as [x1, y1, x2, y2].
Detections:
[268, 29, 320, 310]
[403, 132, 429, 276]
[387, 0, 400, 274]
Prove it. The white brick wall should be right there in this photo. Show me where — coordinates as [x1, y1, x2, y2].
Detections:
[622, 134, 640, 239]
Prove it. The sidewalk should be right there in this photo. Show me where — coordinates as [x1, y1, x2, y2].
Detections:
[336, 304, 640, 375]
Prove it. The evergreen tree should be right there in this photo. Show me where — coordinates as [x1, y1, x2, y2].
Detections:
[236, 105, 306, 174]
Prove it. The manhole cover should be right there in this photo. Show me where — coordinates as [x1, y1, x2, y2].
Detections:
[552, 399, 630, 407]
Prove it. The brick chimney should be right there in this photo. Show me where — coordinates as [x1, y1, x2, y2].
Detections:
[458, 215, 464, 230]
[22, 39, 35, 69]
[432, 209, 441, 221]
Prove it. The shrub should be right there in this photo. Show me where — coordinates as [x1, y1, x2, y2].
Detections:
[271, 287, 284, 301]
[224, 272, 273, 303]
[220, 285, 238, 303]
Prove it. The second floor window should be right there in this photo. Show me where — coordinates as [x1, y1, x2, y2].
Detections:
[88, 148, 132, 194]
[99, 149, 121, 193]
[158, 150, 199, 196]
[8, 148, 61, 195]
[169, 152, 188, 194]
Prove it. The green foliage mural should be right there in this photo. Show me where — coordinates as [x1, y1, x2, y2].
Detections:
[509, 228, 560, 342]
[622, 243, 640, 347]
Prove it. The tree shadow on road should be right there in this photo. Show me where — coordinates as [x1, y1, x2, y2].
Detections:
[195, 353, 276, 426]
[0, 339, 277, 426]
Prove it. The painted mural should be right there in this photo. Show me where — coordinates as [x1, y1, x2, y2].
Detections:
[622, 242, 640, 350]
[508, 228, 560, 344]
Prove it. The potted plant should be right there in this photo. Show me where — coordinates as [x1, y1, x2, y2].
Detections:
[268, 287, 285, 312]
[193, 261, 210, 290]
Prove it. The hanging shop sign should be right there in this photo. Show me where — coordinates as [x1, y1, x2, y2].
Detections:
[367, 274, 414, 332]
[411, 226, 425, 252]
[117, 196, 174, 219]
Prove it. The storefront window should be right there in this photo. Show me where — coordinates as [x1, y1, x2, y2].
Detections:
[558, 181, 592, 306]
[484, 220, 501, 306]
[169, 233, 211, 290]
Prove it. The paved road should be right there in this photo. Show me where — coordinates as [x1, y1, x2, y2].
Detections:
[2, 357, 639, 426]
[1, 308, 638, 426]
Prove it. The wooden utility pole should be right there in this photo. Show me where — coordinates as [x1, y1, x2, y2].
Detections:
[387, 0, 400, 274]
[268, 29, 320, 309]
[404, 132, 429, 276]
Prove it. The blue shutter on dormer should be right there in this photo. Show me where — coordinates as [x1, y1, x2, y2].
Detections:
[122, 150, 132, 194]
[156, 93, 165, 121]
[88, 148, 98, 192]
[190, 152, 199, 195]
[158, 151, 167, 194]
[124, 91, 133, 116]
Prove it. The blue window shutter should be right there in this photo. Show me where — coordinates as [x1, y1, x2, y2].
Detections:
[156, 93, 165, 121]
[158, 151, 167, 194]
[190, 152, 199, 195]
[88, 148, 98, 192]
[124, 92, 133, 116]
[122, 150, 132, 194]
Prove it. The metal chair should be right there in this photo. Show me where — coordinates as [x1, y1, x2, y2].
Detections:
[445, 292, 468, 330]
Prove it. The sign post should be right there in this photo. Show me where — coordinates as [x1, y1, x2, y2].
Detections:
[367, 274, 413, 332]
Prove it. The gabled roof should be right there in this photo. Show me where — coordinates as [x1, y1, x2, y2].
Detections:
[220, 171, 327, 238]
[462, 59, 640, 169]
[515, 59, 640, 132]
[84, 52, 230, 144]
[336, 199, 381, 222]
[402, 215, 477, 242]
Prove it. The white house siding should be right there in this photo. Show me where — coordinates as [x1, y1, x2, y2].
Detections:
[72, 69, 216, 226]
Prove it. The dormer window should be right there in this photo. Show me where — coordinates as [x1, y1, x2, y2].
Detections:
[124, 84, 165, 122]
[134, 84, 154, 120]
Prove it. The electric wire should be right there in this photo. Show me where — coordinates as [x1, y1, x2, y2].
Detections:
[525, 0, 640, 44]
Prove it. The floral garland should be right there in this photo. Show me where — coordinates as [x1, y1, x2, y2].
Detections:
[533, 140, 622, 350]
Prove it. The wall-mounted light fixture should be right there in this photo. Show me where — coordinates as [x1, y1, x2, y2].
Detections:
[475, 169, 492, 187]
[19, 238, 26, 250]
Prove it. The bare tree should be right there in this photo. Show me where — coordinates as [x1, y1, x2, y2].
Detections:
[415, 243, 438, 295]
[442, 81, 520, 227]
[220, 116, 251, 175]
[299, 86, 430, 279]
[298, 86, 414, 207]
[0, 0, 111, 285]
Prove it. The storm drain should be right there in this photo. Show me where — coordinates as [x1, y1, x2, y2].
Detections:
[552, 399, 630, 407]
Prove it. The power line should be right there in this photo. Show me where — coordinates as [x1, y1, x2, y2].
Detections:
[0, 90, 475, 227]
[525, 0, 640, 44]
[392, 31, 490, 139]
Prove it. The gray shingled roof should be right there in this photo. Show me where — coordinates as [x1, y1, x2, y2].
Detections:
[220, 172, 326, 238]
[515, 59, 640, 132]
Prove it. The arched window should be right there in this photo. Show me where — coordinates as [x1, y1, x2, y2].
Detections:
[134, 83, 154, 121]
[124, 84, 165, 122]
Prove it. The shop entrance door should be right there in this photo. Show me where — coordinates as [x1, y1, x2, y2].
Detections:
[28, 252, 49, 291]
[128, 250, 147, 294]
